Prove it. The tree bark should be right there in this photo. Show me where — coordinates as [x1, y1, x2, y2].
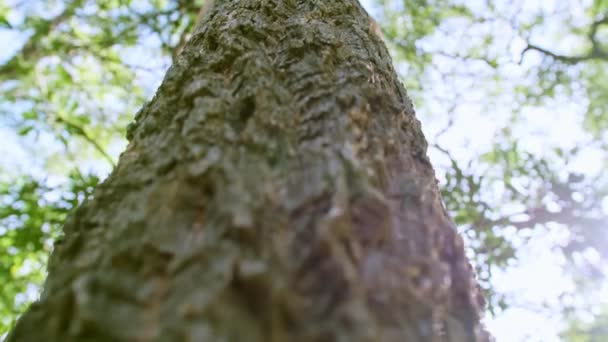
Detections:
[8, 1, 489, 341]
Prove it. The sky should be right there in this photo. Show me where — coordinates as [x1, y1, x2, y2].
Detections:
[1, 0, 606, 340]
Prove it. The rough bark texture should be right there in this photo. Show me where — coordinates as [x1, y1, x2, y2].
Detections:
[9, 1, 489, 341]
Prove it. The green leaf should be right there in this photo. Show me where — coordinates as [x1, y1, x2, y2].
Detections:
[17, 126, 34, 136]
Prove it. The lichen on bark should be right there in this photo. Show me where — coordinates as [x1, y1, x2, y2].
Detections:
[8, 1, 490, 341]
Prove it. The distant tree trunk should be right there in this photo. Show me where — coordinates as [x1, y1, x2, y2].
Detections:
[8, 1, 489, 341]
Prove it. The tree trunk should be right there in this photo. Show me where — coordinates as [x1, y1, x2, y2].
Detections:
[8, 1, 489, 341]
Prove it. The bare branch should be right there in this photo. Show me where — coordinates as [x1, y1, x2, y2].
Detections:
[522, 13, 608, 64]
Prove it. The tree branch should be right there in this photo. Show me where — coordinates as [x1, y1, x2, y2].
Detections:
[54, 115, 116, 167]
[522, 14, 608, 64]
[0, 0, 85, 80]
